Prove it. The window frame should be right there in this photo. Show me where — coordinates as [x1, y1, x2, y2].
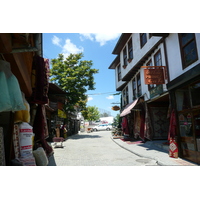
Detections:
[154, 49, 162, 66]
[132, 78, 137, 100]
[140, 33, 147, 48]
[117, 64, 121, 82]
[137, 73, 141, 97]
[146, 59, 155, 91]
[128, 38, 133, 61]
[123, 47, 128, 68]
[178, 33, 198, 69]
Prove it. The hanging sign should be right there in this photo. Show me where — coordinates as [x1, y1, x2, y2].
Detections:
[143, 67, 165, 85]
[112, 106, 120, 111]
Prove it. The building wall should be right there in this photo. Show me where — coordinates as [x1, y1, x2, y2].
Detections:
[121, 37, 168, 106]
[166, 33, 200, 81]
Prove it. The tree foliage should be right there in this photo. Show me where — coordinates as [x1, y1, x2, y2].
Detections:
[112, 114, 121, 128]
[81, 106, 100, 122]
[50, 53, 99, 112]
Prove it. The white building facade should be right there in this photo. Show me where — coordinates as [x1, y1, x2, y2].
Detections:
[109, 33, 200, 164]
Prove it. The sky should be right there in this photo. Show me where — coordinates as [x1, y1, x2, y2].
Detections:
[43, 33, 121, 117]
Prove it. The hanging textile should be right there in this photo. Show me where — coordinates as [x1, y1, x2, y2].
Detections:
[144, 103, 152, 140]
[139, 108, 145, 140]
[0, 60, 25, 112]
[168, 109, 178, 158]
[121, 116, 130, 137]
[134, 111, 141, 139]
[31, 55, 49, 104]
[14, 93, 30, 123]
[13, 124, 20, 159]
[33, 104, 53, 156]
[0, 127, 6, 166]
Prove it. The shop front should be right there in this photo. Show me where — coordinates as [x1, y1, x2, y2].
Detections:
[167, 64, 200, 164]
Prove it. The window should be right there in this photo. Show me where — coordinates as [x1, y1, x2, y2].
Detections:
[128, 38, 133, 61]
[179, 33, 198, 69]
[137, 73, 141, 96]
[154, 50, 162, 66]
[117, 64, 121, 81]
[126, 87, 129, 104]
[146, 59, 155, 91]
[123, 47, 127, 67]
[123, 86, 129, 106]
[140, 33, 147, 48]
[132, 78, 137, 100]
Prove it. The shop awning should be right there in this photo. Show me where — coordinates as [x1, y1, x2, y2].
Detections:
[120, 98, 139, 117]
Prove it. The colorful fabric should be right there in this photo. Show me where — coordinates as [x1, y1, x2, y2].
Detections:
[13, 124, 20, 158]
[168, 109, 176, 140]
[0, 60, 25, 112]
[144, 103, 152, 140]
[151, 107, 169, 139]
[169, 137, 178, 158]
[0, 127, 6, 166]
[133, 111, 141, 139]
[122, 117, 130, 136]
[31, 55, 49, 104]
[33, 104, 53, 156]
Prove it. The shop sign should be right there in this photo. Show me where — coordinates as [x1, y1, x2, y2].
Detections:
[112, 106, 120, 111]
[150, 84, 163, 98]
[144, 68, 165, 85]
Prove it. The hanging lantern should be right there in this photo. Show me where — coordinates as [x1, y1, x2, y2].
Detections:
[112, 106, 120, 111]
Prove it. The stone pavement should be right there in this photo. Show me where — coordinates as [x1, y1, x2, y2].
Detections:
[48, 131, 159, 166]
[111, 136, 198, 166]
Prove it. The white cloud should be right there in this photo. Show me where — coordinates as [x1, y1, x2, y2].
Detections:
[106, 95, 114, 100]
[79, 33, 121, 46]
[62, 39, 84, 58]
[52, 35, 84, 58]
[88, 96, 93, 101]
[52, 35, 62, 47]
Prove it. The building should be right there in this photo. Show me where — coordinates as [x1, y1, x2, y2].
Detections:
[109, 33, 200, 164]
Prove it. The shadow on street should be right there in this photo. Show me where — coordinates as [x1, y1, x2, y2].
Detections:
[67, 133, 102, 140]
[138, 142, 168, 153]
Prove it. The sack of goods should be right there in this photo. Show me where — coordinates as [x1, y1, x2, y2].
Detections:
[19, 122, 34, 157]
[33, 147, 49, 166]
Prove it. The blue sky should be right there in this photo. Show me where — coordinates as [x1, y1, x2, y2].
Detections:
[43, 33, 121, 117]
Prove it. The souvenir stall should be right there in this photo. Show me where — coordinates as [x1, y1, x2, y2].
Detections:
[167, 64, 200, 164]
[0, 33, 52, 166]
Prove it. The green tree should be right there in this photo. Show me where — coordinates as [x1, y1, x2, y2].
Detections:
[50, 53, 99, 112]
[112, 114, 121, 128]
[100, 112, 109, 117]
[81, 106, 100, 122]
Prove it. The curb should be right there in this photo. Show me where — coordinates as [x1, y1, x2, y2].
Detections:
[110, 136, 162, 166]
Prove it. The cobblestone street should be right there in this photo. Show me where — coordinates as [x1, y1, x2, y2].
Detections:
[48, 131, 158, 166]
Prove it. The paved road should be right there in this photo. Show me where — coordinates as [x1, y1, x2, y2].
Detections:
[48, 131, 158, 166]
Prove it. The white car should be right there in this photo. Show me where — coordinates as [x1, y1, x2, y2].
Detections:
[92, 124, 112, 131]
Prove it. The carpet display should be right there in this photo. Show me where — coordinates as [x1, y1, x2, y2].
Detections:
[0, 127, 6, 166]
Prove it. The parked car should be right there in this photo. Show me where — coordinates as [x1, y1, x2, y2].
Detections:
[92, 124, 112, 131]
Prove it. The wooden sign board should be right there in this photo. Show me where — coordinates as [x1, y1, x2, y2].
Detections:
[144, 68, 165, 84]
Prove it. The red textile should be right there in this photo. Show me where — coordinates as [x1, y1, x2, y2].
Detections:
[169, 138, 178, 158]
[139, 109, 145, 140]
[168, 109, 176, 140]
[33, 105, 53, 156]
[122, 117, 130, 136]
[168, 109, 178, 158]
[31, 55, 49, 104]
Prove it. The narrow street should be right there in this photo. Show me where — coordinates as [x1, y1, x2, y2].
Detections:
[48, 131, 158, 166]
